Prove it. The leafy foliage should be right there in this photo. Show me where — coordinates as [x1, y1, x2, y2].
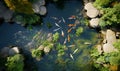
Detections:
[56, 43, 66, 57]
[32, 48, 43, 59]
[4, 0, 34, 14]
[93, 0, 115, 9]
[76, 27, 83, 37]
[14, 14, 42, 26]
[5, 54, 24, 71]
[53, 32, 60, 42]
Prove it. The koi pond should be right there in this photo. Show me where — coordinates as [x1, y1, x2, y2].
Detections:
[0, 0, 100, 71]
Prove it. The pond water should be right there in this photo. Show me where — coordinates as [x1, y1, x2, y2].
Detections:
[0, 0, 99, 71]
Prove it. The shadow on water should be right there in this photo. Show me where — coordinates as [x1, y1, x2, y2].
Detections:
[0, 0, 99, 71]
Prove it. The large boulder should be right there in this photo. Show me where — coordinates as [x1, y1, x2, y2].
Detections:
[84, 3, 99, 18]
[106, 29, 116, 44]
[0, 47, 10, 57]
[89, 18, 99, 28]
[39, 6, 47, 15]
[9, 47, 19, 56]
[0, 1, 13, 22]
[103, 43, 118, 53]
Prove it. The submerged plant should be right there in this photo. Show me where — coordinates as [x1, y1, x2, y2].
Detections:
[5, 54, 24, 71]
[53, 32, 60, 42]
[56, 43, 66, 57]
[76, 27, 83, 37]
[14, 13, 42, 26]
[31, 48, 43, 60]
[46, 22, 53, 29]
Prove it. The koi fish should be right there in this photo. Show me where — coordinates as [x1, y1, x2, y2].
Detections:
[51, 16, 58, 20]
[62, 17, 65, 23]
[67, 28, 72, 33]
[58, 20, 62, 23]
[55, 23, 61, 27]
[61, 30, 64, 37]
[53, 28, 61, 32]
[73, 48, 78, 54]
[68, 45, 75, 48]
[70, 53, 74, 60]
[67, 35, 70, 42]
[68, 24, 76, 27]
[63, 38, 67, 44]
[68, 15, 76, 20]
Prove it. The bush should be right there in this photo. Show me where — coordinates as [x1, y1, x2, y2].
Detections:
[31, 48, 43, 59]
[5, 54, 24, 71]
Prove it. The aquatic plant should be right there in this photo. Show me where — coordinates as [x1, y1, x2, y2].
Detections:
[5, 54, 24, 71]
[14, 13, 42, 26]
[4, 0, 34, 14]
[53, 32, 60, 42]
[56, 43, 66, 57]
[76, 27, 83, 37]
[46, 22, 53, 29]
[32, 48, 43, 60]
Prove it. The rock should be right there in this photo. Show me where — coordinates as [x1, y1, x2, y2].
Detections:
[106, 29, 116, 44]
[89, 18, 99, 28]
[38, 0, 45, 6]
[38, 45, 44, 50]
[0, 47, 10, 57]
[9, 47, 19, 56]
[75, 20, 80, 25]
[0, 1, 13, 22]
[47, 37, 53, 42]
[84, 3, 99, 18]
[44, 46, 50, 53]
[32, 4, 40, 13]
[84, 2, 94, 10]
[39, 6, 47, 15]
[103, 43, 118, 53]
[47, 33, 53, 38]
[86, 8, 99, 18]
[96, 45, 102, 54]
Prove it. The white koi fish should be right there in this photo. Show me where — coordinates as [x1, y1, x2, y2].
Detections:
[70, 53, 74, 60]
[73, 48, 78, 54]
[63, 38, 67, 44]
[58, 20, 62, 23]
[61, 30, 64, 37]
[62, 17, 65, 23]
[51, 16, 58, 20]
[53, 28, 61, 32]
[55, 23, 61, 27]
[68, 45, 75, 48]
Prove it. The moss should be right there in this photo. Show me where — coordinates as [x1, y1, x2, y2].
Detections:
[31, 48, 43, 59]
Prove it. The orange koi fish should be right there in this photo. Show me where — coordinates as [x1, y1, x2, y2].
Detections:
[67, 28, 72, 33]
[68, 24, 76, 27]
[68, 15, 76, 20]
[67, 35, 70, 42]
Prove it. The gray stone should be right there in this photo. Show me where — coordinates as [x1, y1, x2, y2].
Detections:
[96, 45, 102, 54]
[0, 2, 13, 22]
[44, 46, 50, 53]
[89, 18, 99, 28]
[0, 47, 10, 57]
[9, 47, 19, 56]
[38, 45, 44, 50]
[84, 3, 99, 18]
[39, 6, 47, 15]
[106, 29, 116, 44]
[103, 43, 117, 53]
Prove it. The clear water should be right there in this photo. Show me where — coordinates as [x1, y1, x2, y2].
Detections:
[0, 0, 99, 71]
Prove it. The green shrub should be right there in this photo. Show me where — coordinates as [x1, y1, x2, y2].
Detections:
[5, 54, 24, 71]
[32, 48, 43, 59]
